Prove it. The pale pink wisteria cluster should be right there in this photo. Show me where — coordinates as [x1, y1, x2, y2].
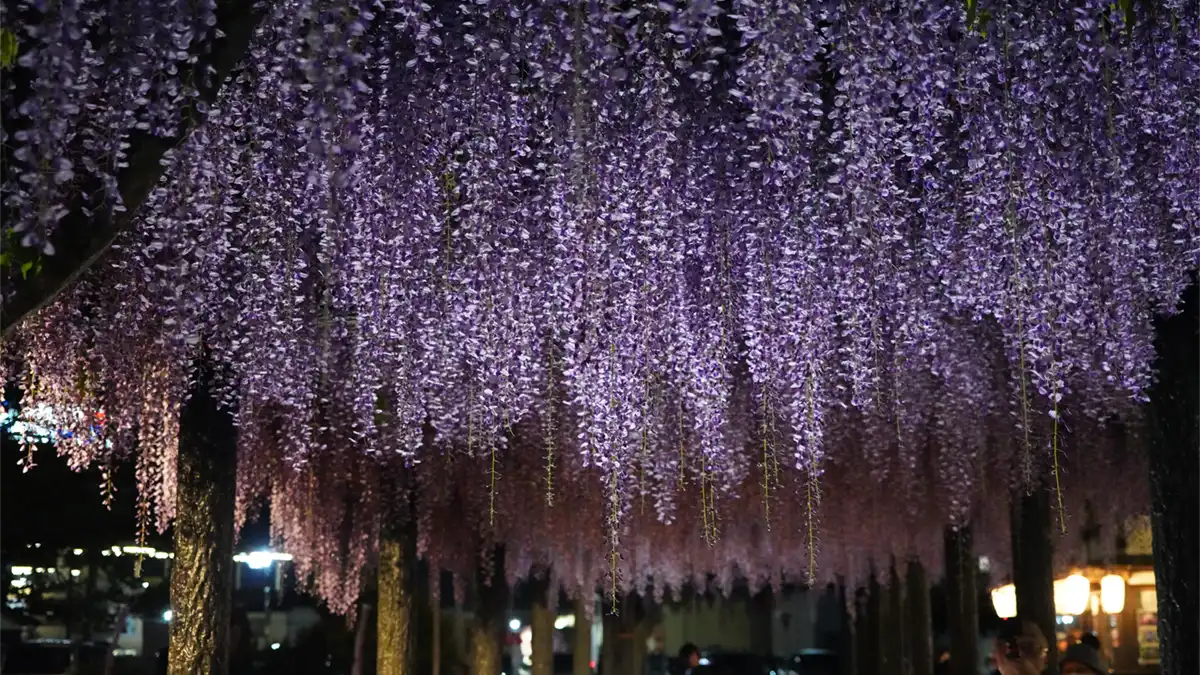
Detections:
[4, 0, 1196, 611]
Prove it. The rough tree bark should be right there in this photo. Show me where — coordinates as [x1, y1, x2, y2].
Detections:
[1146, 282, 1198, 675]
[168, 360, 237, 675]
[572, 596, 593, 675]
[377, 534, 415, 675]
[1010, 488, 1057, 674]
[531, 574, 554, 675]
[944, 525, 978, 675]
[905, 560, 933, 675]
[0, 0, 268, 336]
[470, 547, 507, 675]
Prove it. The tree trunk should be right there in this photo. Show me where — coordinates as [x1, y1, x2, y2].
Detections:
[1010, 489, 1057, 674]
[531, 576, 554, 675]
[471, 547, 507, 675]
[572, 596, 593, 675]
[905, 560, 933, 675]
[944, 525, 978, 675]
[1146, 282, 1198, 675]
[378, 535, 415, 675]
[168, 361, 237, 675]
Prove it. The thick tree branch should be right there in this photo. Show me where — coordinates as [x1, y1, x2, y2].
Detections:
[0, 0, 269, 337]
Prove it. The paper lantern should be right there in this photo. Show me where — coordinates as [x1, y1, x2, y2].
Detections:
[1054, 575, 1091, 616]
[1100, 574, 1126, 614]
[991, 584, 1018, 619]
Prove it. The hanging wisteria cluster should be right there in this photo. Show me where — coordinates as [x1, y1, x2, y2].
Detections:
[4, 0, 1197, 612]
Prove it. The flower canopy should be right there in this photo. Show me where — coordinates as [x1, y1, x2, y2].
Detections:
[3, 0, 1195, 611]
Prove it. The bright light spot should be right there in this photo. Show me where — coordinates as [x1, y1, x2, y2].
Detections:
[234, 551, 292, 568]
[244, 551, 274, 570]
[553, 614, 575, 630]
[271, 643, 281, 651]
[35, 568, 45, 574]
[508, 618, 522, 632]
[162, 610, 173, 622]
[10, 567, 32, 576]
[699, 659, 711, 666]
[978, 556, 991, 572]
[142, 582, 150, 589]
[1058, 615, 1074, 625]
[123, 546, 157, 556]
[33, 543, 41, 549]
[45, 568, 55, 574]
[70, 570, 81, 578]
[11, 579, 28, 589]
[72, 549, 83, 556]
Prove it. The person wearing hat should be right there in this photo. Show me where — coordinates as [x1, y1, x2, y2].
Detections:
[991, 617, 1049, 675]
[1060, 640, 1109, 675]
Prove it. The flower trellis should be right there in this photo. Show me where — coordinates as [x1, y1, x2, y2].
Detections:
[3, 0, 1195, 612]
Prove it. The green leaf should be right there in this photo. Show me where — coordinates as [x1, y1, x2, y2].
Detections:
[20, 260, 34, 279]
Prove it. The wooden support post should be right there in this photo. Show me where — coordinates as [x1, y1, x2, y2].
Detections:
[944, 525, 978, 675]
[600, 593, 649, 675]
[748, 588, 774, 657]
[905, 560, 933, 675]
[572, 596, 593, 675]
[433, 588, 443, 675]
[1010, 488, 1057, 674]
[836, 579, 856, 675]
[168, 361, 237, 675]
[531, 575, 554, 675]
[1146, 283, 1198, 675]
[885, 560, 906, 675]
[868, 572, 885, 675]
[471, 547, 507, 675]
[378, 534, 415, 675]
[853, 588, 869, 675]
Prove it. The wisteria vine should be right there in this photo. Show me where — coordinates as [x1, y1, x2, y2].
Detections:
[3, 0, 1197, 612]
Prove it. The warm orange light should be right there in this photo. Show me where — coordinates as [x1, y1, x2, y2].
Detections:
[1100, 574, 1126, 614]
[991, 584, 1017, 619]
[1053, 575, 1090, 616]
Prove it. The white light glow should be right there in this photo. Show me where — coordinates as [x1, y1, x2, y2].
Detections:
[554, 614, 575, 630]
[142, 582, 150, 589]
[162, 610, 173, 622]
[72, 549, 83, 556]
[70, 570, 80, 578]
[10, 567, 32, 576]
[1100, 575, 1126, 614]
[990, 584, 1017, 619]
[271, 643, 281, 651]
[234, 551, 293, 569]
[509, 618, 522, 632]
[1054, 575, 1091, 616]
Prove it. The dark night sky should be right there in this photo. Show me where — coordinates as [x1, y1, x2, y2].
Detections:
[1, 433, 270, 562]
